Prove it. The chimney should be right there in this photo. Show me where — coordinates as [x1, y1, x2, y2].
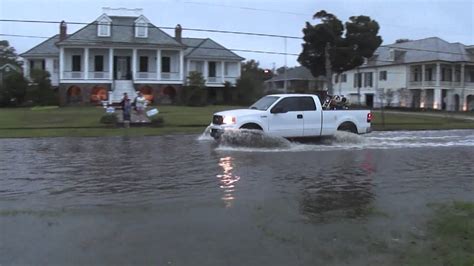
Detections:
[59, 20, 67, 41]
[175, 24, 182, 43]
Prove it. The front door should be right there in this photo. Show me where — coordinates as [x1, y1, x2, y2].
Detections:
[268, 97, 304, 137]
[115, 56, 130, 80]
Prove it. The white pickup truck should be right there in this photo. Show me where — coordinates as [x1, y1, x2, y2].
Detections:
[209, 94, 372, 140]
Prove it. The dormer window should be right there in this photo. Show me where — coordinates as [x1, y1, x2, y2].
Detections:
[96, 14, 112, 37]
[135, 16, 149, 38]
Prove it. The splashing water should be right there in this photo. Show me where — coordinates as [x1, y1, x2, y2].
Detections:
[218, 129, 292, 149]
[197, 125, 214, 141]
[214, 129, 474, 153]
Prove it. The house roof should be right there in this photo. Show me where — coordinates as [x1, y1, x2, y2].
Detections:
[20, 35, 61, 57]
[182, 38, 244, 61]
[21, 14, 243, 61]
[56, 16, 184, 48]
[266, 66, 325, 82]
[364, 37, 474, 67]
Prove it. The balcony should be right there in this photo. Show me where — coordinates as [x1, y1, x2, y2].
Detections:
[161, 72, 180, 81]
[224, 76, 238, 84]
[136, 72, 158, 80]
[207, 76, 222, 83]
[89, 72, 110, 79]
[63, 71, 84, 79]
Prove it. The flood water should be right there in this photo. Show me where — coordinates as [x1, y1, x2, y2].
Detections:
[1, 130, 473, 265]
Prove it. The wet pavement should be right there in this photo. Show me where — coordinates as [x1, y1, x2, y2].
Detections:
[0, 130, 473, 265]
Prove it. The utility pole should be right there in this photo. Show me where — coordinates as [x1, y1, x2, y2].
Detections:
[325, 42, 333, 95]
[284, 37, 288, 94]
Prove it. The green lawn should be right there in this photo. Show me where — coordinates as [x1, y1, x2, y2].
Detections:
[401, 201, 474, 266]
[371, 110, 474, 131]
[0, 106, 473, 138]
[0, 105, 241, 138]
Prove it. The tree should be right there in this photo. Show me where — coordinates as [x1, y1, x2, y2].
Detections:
[235, 60, 267, 105]
[182, 71, 207, 106]
[27, 69, 57, 105]
[0, 40, 22, 65]
[298, 10, 382, 95]
[0, 72, 28, 106]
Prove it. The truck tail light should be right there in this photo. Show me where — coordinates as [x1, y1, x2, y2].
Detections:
[367, 112, 373, 123]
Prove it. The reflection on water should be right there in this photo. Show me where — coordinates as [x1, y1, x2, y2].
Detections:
[216, 156, 240, 207]
[299, 150, 376, 221]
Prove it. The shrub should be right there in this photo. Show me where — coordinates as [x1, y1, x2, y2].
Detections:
[150, 116, 165, 127]
[99, 113, 118, 125]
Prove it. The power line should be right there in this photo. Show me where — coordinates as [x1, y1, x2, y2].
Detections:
[0, 19, 301, 40]
[183, 1, 310, 16]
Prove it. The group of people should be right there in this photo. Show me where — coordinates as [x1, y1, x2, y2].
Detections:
[120, 92, 148, 123]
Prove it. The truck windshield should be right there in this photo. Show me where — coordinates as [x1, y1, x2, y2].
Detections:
[249, 96, 279, 111]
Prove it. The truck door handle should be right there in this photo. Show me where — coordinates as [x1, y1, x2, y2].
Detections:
[297, 114, 303, 119]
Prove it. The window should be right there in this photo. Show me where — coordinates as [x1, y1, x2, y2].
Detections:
[298, 97, 317, 111]
[469, 70, 474, 82]
[354, 73, 362, 88]
[161, 57, 170, 73]
[135, 22, 147, 38]
[341, 74, 347, 82]
[224, 62, 229, 76]
[94, 55, 104, 72]
[53, 59, 59, 72]
[98, 21, 111, 37]
[379, 71, 387, 81]
[363, 72, 373, 87]
[72, 55, 81, 71]
[413, 68, 420, 81]
[335, 75, 339, 83]
[208, 62, 216, 77]
[425, 68, 433, 81]
[139, 56, 148, 72]
[271, 97, 316, 112]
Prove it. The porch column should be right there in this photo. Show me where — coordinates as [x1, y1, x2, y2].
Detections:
[59, 47, 64, 80]
[23, 59, 30, 80]
[179, 50, 184, 81]
[204, 60, 209, 82]
[237, 61, 241, 78]
[434, 88, 442, 110]
[187, 60, 191, 82]
[420, 89, 426, 108]
[436, 62, 441, 87]
[156, 49, 161, 80]
[84, 48, 89, 80]
[109, 48, 113, 81]
[421, 64, 426, 87]
[451, 64, 456, 85]
[221, 61, 225, 83]
[132, 48, 137, 81]
[460, 63, 465, 87]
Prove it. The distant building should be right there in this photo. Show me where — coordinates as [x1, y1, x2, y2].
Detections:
[0, 58, 21, 86]
[333, 37, 474, 111]
[20, 8, 244, 105]
[265, 66, 326, 94]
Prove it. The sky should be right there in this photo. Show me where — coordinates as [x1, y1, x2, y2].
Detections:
[0, 0, 473, 69]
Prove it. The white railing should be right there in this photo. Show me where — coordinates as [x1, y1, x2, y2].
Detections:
[136, 72, 158, 80]
[63, 71, 84, 79]
[224, 76, 238, 84]
[89, 72, 110, 79]
[207, 76, 222, 83]
[161, 72, 180, 80]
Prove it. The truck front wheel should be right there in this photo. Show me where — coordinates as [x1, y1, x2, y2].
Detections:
[240, 123, 263, 130]
[337, 122, 358, 134]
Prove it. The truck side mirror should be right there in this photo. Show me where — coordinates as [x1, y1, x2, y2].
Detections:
[271, 107, 287, 114]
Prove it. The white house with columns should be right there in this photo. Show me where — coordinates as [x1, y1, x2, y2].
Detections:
[333, 37, 474, 111]
[21, 8, 243, 105]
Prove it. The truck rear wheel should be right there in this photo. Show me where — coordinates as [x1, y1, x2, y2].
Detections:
[337, 122, 358, 134]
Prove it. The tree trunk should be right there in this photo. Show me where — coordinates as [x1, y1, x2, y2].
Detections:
[325, 42, 333, 95]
